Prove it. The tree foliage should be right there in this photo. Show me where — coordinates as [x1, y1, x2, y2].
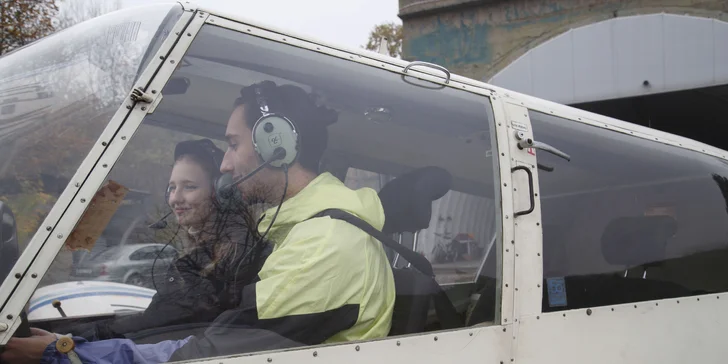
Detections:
[364, 22, 403, 58]
[0, 0, 145, 249]
[54, 0, 121, 31]
[0, 0, 59, 56]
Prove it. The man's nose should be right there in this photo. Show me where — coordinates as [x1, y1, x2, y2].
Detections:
[220, 151, 233, 174]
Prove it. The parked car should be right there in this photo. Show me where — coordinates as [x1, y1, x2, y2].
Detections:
[69, 243, 178, 288]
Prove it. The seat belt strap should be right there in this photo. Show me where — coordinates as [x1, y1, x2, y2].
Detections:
[309, 208, 462, 330]
[311, 209, 434, 276]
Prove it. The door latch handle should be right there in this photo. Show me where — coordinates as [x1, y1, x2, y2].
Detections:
[511, 166, 535, 217]
[515, 131, 571, 161]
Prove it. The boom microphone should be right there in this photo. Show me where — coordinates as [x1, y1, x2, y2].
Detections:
[148, 211, 173, 230]
[216, 148, 286, 203]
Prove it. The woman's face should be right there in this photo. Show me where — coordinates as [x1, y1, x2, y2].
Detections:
[167, 157, 214, 228]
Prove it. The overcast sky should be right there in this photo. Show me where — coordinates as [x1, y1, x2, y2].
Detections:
[120, 0, 401, 49]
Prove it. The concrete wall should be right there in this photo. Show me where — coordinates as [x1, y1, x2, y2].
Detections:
[399, 0, 728, 82]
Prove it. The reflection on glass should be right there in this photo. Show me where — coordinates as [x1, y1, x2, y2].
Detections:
[533, 110, 728, 312]
[26, 23, 501, 362]
[0, 3, 179, 272]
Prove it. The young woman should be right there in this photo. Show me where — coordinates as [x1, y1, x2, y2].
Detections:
[59, 139, 270, 342]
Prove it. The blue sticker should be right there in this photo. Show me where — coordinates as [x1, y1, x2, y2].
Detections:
[547, 277, 567, 307]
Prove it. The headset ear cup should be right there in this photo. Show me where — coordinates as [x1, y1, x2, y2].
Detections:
[252, 115, 299, 168]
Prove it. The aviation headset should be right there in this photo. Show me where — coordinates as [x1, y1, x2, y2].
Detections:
[251, 85, 300, 169]
[153, 83, 302, 228]
[214, 83, 300, 205]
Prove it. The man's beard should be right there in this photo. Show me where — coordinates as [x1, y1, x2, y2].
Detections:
[238, 175, 278, 206]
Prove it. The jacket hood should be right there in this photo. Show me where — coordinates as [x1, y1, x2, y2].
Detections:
[258, 172, 384, 243]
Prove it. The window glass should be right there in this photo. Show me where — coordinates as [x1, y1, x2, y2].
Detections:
[532, 110, 728, 312]
[130, 247, 152, 261]
[159, 247, 179, 260]
[28, 24, 500, 359]
[89, 246, 124, 262]
[0, 3, 181, 288]
[344, 168, 391, 191]
[0, 104, 15, 115]
[344, 167, 497, 284]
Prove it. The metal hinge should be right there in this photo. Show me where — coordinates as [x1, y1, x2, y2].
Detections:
[130, 87, 163, 114]
[130, 87, 154, 103]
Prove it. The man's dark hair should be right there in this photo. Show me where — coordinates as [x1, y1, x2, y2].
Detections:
[234, 81, 338, 173]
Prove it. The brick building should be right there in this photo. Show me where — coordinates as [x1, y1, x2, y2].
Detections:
[399, 0, 728, 150]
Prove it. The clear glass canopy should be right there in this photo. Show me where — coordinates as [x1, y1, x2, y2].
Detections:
[0, 3, 183, 283]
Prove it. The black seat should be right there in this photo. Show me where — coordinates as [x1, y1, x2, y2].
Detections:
[538, 215, 689, 312]
[376, 166, 459, 335]
[378, 166, 452, 235]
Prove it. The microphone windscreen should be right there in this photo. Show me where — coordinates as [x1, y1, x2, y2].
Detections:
[216, 173, 237, 207]
[148, 219, 168, 230]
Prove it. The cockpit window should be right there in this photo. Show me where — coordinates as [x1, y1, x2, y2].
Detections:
[0, 3, 181, 281]
[533, 110, 728, 312]
[26, 23, 501, 361]
[89, 246, 124, 262]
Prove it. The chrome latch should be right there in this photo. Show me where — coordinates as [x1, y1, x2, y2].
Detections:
[515, 131, 571, 162]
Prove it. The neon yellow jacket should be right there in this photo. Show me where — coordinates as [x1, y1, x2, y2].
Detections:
[255, 172, 396, 343]
[169, 172, 396, 359]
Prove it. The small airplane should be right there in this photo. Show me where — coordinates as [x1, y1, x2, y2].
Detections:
[1, 2, 727, 364]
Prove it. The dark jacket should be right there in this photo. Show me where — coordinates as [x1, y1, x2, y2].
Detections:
[58, 235, 271, 342]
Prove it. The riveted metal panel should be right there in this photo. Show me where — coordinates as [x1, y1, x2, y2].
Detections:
[516, 293, 728, 364]
[502, 102, 543, 320]
[490, 95, 516, 327]
[190, 324, 512, 364]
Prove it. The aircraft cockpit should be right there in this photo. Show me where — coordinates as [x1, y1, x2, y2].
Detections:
[6, 2, 728, 364]
[0, 2, 501, 361]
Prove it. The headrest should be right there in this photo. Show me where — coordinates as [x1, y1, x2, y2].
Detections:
[378, 167, 452, 234]
[600, 215, 677, 267]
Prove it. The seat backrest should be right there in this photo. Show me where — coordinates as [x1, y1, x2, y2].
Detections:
[376, 167, 454, 335]
[378, 166, 452, 234]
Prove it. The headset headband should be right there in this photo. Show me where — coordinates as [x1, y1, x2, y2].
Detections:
[255, 87, 271, 116]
